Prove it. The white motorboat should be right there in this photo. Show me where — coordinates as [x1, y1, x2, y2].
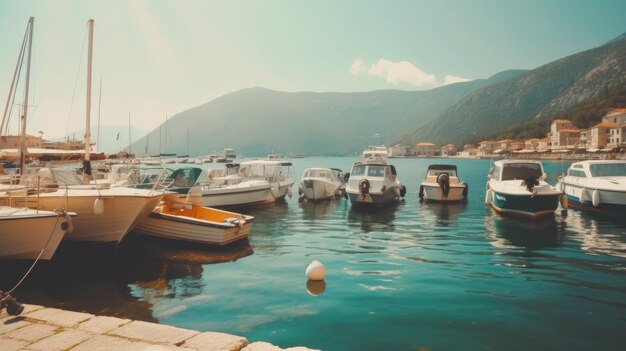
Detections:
[485, 160, 564, 218]
[237, 159, 295, 200]
[345, 148, 406, 207]
[1, 168, 163, 244]
[557, 160, 626, 215]
[133, 195, 253, 245]
[419, 164, 468, 202]
[159, 166, 274, 209]
[0, 206, 75, 260]
[298, 168, 346, 201]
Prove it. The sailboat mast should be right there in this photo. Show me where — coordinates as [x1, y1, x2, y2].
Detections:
[18, 17, 34, 176]
[84, 19, 94, 162]
[96, 76, 102, 152]
[128, 112, 131, 155]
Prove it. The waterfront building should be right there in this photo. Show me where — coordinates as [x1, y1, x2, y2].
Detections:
[415, 142, 439, 157]
[478, 140, 499, 155]
[585, 122, 616, 150]
[608, 123, 626, 149]
[548, 119, 578, 149]
[441, 144, 457, 156]
[388, 144, 411, 157]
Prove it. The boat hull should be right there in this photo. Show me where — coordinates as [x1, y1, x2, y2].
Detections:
[489, 190, 561, 218]
[347, 187, 400, 207]
[0, 209, 72, 260]
[421, 183, 466, 202]
[0, 189, 162, 244]
[134, 203, 253, 245]
[561, 181, 626, 215]
[301, 179, 339, 200]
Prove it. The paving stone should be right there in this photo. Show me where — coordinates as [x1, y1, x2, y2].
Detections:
[242, 342, 320, 351]
[3, 322, 58, 342]
[27, 328, 93, 351]
[0, 338, 30, 351]
[0, 315, 31, 335]
[25, 307, 93, 328]
[183, 331, 248, 351]
[77, 315, 131, 334]
[109, 320, 199, 345]
[21, 304, 46, 315]
[69, 334, 154, 351]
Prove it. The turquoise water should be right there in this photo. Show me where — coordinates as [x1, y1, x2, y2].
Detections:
[4, 157, 626, 350]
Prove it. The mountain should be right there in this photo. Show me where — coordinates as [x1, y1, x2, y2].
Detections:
[398, 36, 626, 145]
[130, 78, 508, 157]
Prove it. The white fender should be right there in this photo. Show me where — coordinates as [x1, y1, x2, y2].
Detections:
[306, 260, 326, 281]
[592, 189, 600, 208]
[484, 189, 492, 205]
[93, 198, 105, 216]
[560, 194, 568, 209]
[287, 186, 293, 198]
[579, 188, 587, 204]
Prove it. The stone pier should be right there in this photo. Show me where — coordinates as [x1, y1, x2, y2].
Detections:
[0, 304, 318, 351]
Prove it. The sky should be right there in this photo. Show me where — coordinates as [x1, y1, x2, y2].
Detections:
[1, 0, 625, 139]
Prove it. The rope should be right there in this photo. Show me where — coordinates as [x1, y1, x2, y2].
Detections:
[64, 30, 87, 138]
[5, 209, 69, 295]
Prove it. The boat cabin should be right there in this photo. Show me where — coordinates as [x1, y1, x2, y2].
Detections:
[351, 163, 397, 181]
[567, 161, 626, 178]
[424, 164, 459, 183]
[489, 161, 545, 181]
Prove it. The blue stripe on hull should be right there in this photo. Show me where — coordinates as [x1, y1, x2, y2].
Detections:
[565, 194, 626, 215]
[491, 191, 559, 218]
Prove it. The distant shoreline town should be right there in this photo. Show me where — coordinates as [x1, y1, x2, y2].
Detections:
[388, 108, 626, 161]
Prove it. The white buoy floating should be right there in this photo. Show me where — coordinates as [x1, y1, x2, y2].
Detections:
[306, 260, 326, 281]
[93, 198, 105, 216]
[592, 189, 600, 208]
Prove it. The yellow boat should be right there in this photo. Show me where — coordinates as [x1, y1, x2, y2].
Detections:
[134, 196, 253, 246]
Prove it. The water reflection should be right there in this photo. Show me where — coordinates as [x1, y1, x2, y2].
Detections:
[566, 211, 626, 259]
[347, 204, 398, 233]
[484, 213, 563, 250]
[299, 199, 338, 220]
[306, 279, 326, 296]
[0, 236, 253, 322]
[419, 202, 467, 227]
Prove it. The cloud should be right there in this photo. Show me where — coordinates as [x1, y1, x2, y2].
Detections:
[350, 58, 472, 88]
[368, 59, 437, 87]
[349, 58, 366, 75]
[443, 74, 471, 85]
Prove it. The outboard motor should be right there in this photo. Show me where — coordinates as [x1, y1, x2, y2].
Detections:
[358, 179, 370, 195]
[437, 173, 450, 197]
[522, 175, 540, 193]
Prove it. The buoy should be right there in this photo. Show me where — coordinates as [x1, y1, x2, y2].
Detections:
[306, 280, 326, 296]
[560, 194, 568, 209]
[484, 189, 492, 205]
[592, 189, 600, 208]
[93, 198, 105, 216]
[579, 188, 587, 204]
[306, 260, 326, 281]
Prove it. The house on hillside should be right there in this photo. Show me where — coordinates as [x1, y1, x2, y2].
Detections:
[602, 108, 626, 125]
[415, 142, 439, 157]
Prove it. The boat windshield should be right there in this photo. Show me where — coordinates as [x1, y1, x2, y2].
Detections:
[307, 169, 330, 178]
[501, 163, 542, 181]
[351, 165, 366, 176]
[367, 165, 386, 177]
[589, 163, 626, 177]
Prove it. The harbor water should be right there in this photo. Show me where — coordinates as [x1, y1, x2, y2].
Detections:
[2, 157, 625, 350]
